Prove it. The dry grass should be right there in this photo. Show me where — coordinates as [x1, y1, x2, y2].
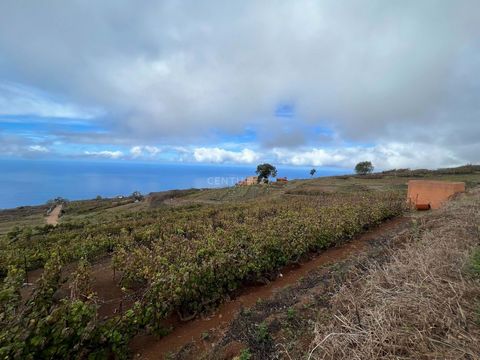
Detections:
[309, 189, 480, 360]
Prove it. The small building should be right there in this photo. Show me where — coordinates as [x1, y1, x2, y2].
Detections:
[237, 176, 259, 186]
[276, 177, 288, 183]
[407, 180, 465, 210]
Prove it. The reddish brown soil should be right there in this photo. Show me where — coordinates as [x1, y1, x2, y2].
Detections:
[130, 217, 408, 359]
[221, 341, 247, 359]
[89, 258, 135, 318]
[22, 256, 133, 318]
[20, 268, 44, 300]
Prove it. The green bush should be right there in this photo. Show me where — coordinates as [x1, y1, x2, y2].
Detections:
[470, 248, 480, 276]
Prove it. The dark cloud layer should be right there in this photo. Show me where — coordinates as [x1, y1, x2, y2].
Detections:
[0, 0, 479, 166]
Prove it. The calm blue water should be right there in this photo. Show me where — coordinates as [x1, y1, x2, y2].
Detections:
[0, 160, 349, 209]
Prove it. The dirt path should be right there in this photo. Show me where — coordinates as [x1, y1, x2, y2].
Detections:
[46, 204, 62, 225]
[130, 216, 410, 359]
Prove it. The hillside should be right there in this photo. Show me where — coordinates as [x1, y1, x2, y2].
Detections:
[0, 166, 480, 359]
[2, 165, 479, 235]
[171, 185, 480, 359]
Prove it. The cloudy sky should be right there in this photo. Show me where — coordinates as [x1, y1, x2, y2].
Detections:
[0, 0, 479, 170]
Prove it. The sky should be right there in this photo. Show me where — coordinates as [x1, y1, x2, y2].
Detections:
[0, 0, 479, 171]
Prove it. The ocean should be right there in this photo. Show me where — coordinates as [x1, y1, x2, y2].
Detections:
[0, 159, 349, 209]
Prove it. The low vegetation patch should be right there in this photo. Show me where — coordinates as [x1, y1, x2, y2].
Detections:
[470, 247, 480, 276]
[0, 190, 404, 358]
[114, 192, 404, 326]
[309, 189, 480, 359]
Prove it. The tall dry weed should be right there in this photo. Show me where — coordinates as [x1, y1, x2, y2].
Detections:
[309, 189, 480, 359]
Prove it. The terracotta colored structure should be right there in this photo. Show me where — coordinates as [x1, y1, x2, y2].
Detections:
[276, 177, 288, 183]
[237, 176, 258, 186]
[407, 180, 465, 210]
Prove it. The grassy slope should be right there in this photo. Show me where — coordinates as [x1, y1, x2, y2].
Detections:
[308, 187, 480, 359]
[0, 205, 48, 236]
[1, 168, 479, 359]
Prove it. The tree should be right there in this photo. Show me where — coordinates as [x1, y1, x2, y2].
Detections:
[131, 191, 144, 201]
[310, 168, 317, 177]
[46, 197, 69, 205]
[355, 161, 374, 175]
[256, 163, 277, 183]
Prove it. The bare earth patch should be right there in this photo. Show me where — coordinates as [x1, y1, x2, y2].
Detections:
[46, 204, 62, 225]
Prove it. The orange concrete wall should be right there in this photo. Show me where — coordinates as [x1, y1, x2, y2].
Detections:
[407, 180, 465, 209]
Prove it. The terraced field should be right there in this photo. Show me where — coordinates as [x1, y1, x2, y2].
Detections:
[1, 168, 480, 359]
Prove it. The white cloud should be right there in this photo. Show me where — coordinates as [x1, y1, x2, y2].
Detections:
[129, 145, 161, 158]
[193, 147, 259, 164]
[84, 150, 123, 159]
[189, 143, 462, 169]
[144, 146, 161, 156]
[28, 145, 49, 153]
[0, 1, 479, 167]
[273, 148, 346, 167]
[130, 146, 143, 158]
[272, 143, 462, 170]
